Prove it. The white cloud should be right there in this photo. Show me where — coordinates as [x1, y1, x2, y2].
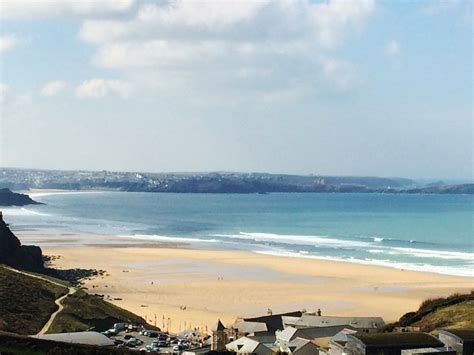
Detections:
[0, 83, 9, 104]
[40, 81, 68, 97]
[0, 0, 135, 19]
[321, 57, 359, 91]
[76, 0, 374, 100]
[75, 79, 132, 99]
[385, 39, 401, 57]
[308, 0, 376, 48]
[0, 33, 20, 52]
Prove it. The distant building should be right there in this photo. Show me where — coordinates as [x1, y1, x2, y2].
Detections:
[211, 319, 227, 352]
[344, 332, 444, 355]
[229, 311, 303, 341]
[225, 336, 273, 355]
[285, 337, 323, 355]
[276, 325, 352, 350]
[438, 329, 474, 355]
[289, 315, 385, 333]
[329, 328, 359, 355]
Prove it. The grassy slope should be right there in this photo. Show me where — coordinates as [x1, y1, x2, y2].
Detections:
[413, 300, 474, 333]
[0, 266, 67, 335]
[0, 266, 152, 336]
[388, 292, 474, 333]
[49, 289, 150, 333]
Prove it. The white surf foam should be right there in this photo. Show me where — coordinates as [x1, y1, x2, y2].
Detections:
[1, 207, 51, 217]
[255, 250, 474, 278]
[29, 191, 105, 198]
[392, 247, 474, 261]
[210, 232, 371, 248]
[117, 234, 218, 243]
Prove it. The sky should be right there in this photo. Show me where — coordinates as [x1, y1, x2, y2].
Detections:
[0, 0, 472, 180]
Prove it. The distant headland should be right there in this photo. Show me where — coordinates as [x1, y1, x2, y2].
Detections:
[0, 188, 42, 206]
[1, 168, 472, 194]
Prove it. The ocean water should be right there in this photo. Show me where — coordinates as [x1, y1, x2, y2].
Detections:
[2, 191, 473, 277]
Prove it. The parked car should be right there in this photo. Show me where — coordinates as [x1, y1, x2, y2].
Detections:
[126, 337, 144, 347]
[102, 328, 118, 337]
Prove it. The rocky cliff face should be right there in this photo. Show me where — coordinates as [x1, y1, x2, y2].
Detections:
[0, 212, 44, 272]
[0, 188, 42, 206]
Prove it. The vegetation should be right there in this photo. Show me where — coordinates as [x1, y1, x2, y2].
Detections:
[386, 291, 474, 333]
[412, 300, 474, 332]
[0, 266, 68, 335]
[0, 265, 152, 336]
[49, 289, 150, 333]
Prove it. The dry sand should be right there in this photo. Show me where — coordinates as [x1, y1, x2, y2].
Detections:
[40, 238, 473, 334]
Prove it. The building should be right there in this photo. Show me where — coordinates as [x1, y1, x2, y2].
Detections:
[438, 329, 474, 355]
[32, 331, 114, 347]
[288, 315, 385, 333]
[344, 332, 444, 355]
[276, 325, 352, 349]
[329, 328, 359, 355]
[401, 348, 456, 355]
[211, 319, 227, 352]
[225, 336, 273, 355]
[284, 337, 323, 355]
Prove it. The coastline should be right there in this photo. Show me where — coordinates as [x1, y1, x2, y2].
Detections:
[30, 232, 473, 334]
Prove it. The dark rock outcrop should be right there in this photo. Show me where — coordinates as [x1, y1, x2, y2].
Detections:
[0, 188, 42, 206]
[0, 212, 45, 272]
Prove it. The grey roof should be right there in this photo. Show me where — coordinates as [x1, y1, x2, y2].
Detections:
[213, 319, 226, 331]
[349, 333, 443, 348]
[287, 337, 311, 352]
[294, 315, 385, 329]
[32, 331, 114, 347]
[278, 325, 353, 343]
[233, 320, 268, 334]
[401, 347, 456, 354]
[439, 329, 474, 343]
[331, 328, 358, 343]
[226, 336, 272, 354]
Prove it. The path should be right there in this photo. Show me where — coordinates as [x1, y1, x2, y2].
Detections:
[0, 265, 76, 335]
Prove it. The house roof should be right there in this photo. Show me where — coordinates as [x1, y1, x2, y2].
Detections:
[439, 329, 474, 343]
[243, 311, 303, 332]
[350, 333, 443, 348]
[287, 337, 312, 352]
[32, 331, 114, 347]
[294, 315, 385, 329]
[331, 328, 358, 343]
[213, 319, 226, 331]
[226, 336, 272, 353]
[401, 347, 456, 354]
[278, 325, 351, 343]
[233, 320, 268, 334]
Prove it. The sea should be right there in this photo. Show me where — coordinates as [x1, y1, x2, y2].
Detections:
[2, 191, 473, 277]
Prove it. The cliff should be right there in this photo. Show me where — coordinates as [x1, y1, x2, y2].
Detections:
[0, 212, 45, 272]
[0, 188, 42, 206]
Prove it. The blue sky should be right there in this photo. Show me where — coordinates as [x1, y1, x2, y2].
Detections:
[0, 0, 472, 180]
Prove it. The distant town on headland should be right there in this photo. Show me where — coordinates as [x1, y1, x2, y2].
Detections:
[1, 168, 472, 195]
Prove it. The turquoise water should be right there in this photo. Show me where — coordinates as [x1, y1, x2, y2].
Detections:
[3, 191, 473, 277]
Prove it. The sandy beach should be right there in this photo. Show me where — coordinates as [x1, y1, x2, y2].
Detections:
[28, 233, 473, 334]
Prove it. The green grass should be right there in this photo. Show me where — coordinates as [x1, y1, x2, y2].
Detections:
[0, 265, 152, 336]
[0, 266, 68, 335]
[49, 289, 151, 333]
[413, 300, 474, 333]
